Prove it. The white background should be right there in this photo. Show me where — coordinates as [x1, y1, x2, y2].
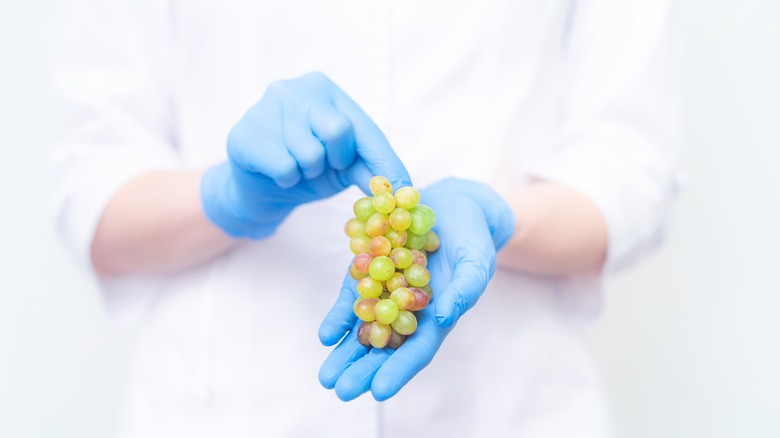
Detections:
[1, 1, 778, 437]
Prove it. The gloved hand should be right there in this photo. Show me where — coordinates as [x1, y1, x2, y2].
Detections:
[317, 177, 516, 401]
[201, 72, 411, 238]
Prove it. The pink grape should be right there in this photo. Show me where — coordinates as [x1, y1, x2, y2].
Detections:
[354, 297, 378, 321]
[389, 287, 415, 310]
[385, 229, 408, 248]
[404, 264, 430, 287]
[387, 330, 406, 349]
[357, 321, 372, 346]
[424, 230, 440, 252]
[353, 253, 373, 274]
[385, 272, 408, 292]
[391, 310, 417, 335]
[369, 176, 393, 196]
[410, 249, 427, 268]
[408, 287, 430, 311]
[390, 247, 414, 269]
[365, 213, 390, 238]
[369, 322, 392, 348]
[369, 236, 392, 257]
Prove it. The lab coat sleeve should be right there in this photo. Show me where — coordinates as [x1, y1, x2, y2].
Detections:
[50, 0, 180, 270]
[532, 0, 683, 272]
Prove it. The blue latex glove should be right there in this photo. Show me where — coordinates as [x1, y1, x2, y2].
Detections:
[318, 177, 516, 401]
[201, 72, 411, 238]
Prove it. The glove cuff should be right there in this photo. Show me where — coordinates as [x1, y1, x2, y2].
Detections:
[200, 162, 274, 239]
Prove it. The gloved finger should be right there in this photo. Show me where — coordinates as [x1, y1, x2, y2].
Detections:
[284, 106, 326, 180]
[461, 181, 517, 250]
[318, 320, 369, 390]
[370, 307, 449, 401]
[312, 84, 410, 190]
[334, 347, 392, 401]
[341, 159, 376, 196]
[227, 104, 301, 189]
[318, 270, 359, 346]
[424, 178, 516, 250]
[309, 104, 356, 171]
[432, 206, 497, 328]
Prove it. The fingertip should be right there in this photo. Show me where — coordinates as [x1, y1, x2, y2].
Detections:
[273, 164, 301, 189]
[318, 365, 338, 390]
[318, 324, 342, 347]
[434, 299, 458, 328]
[434, 313, 456, 328]
[344, 160, 374, 194]
[391, 176, 414, 191]
[370, 378, 398, 402]
[334, 377, 363, 402]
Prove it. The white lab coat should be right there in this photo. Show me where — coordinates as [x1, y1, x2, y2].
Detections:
[51, 0, 680, 437]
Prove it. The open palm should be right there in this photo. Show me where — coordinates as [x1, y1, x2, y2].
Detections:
[317, 178, 515, 401]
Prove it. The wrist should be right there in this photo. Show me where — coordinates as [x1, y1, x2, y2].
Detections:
[425, 177, 516, 251]
[200, 162, 284, 239]
[497, 181, 607, 275]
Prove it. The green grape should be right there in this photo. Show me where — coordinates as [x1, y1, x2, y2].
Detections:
[365, 213, 390, 238]
[390, 247, 413, 269]
[369, 176, 393, 196]
[354, 297, 378, 321]
[353, 197, 376, 222]
[388, 208, 412, 231]
[350, 264, 369, 280]
[385, 229, 408, 248]
[391, 310, 417, 335]
[369, 256, 395, 281]
[404, 264, 430, 287]
[372, 192, 396, 215]
[369, 322, 392, 348]
[350, 235, 371, 255]
[410, 249, 427, 268]
[357, 277, 383, 298]
[374, 299, 400, 325]
[424, 230, 440, 252]
[344, 218, 366, 237]
[387, 330, 406, 349]
[385, 272, 408, 292]
[347, 180, 438, 345]
[353, 253, 373, 274]
[408, 287, 431, 311]
[404, 231, 426, 250]
[408, 205, 436, 235]
[389, 287, 415, 310]
[394, 186, 420, 209]
[421, 284, 433, 299]
[369, 236, 392, 257]
[357, 321, 372, 346]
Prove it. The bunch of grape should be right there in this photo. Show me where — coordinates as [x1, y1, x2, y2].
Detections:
[345, 176, 440, 349]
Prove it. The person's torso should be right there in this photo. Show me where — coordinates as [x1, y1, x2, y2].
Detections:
[116, 1, 610, 436]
